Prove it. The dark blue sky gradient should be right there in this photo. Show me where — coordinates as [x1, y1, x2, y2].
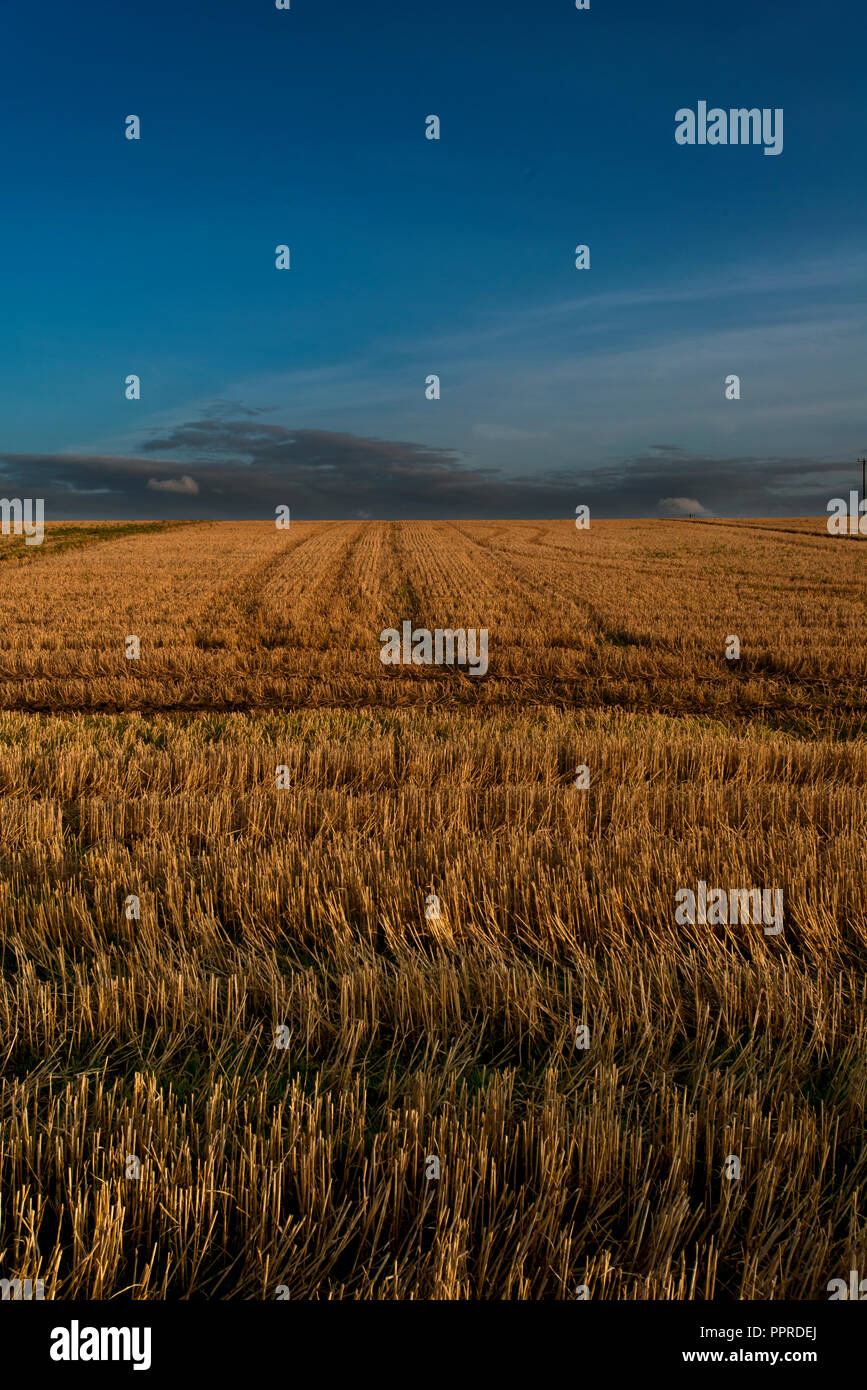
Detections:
[0, 0, 864, 516]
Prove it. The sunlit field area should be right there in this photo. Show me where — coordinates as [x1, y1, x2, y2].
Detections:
[1, 519, 865, 1298]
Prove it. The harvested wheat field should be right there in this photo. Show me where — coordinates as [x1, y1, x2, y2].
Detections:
[1, 518, 866, 1300]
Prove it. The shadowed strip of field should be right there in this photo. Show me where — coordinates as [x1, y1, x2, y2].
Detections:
[0, 518, 202, 563]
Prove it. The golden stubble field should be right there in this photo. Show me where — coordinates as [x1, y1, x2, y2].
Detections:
[0, 518, 865, 1299]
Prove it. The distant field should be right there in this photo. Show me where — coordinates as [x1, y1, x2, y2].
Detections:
[0, 518, 863, 727]
[1, 520, 865, 1299]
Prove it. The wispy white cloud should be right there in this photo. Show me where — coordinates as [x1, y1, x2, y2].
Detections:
[146, 473, 200, 494]
[55, 247, 867, 480]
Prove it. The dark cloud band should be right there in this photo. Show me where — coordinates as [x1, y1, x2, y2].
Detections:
[0, 416, 856, 519]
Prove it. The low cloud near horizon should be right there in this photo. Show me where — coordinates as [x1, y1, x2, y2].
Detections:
[146, 473, 200, 495]
[658, 497, 714, 518]
[0, 411, 856, 520]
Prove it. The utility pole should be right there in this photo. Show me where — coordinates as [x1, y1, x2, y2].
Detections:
[860, 458, 866, 537]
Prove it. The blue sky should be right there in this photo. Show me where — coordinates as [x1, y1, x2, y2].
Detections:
[0, 0, 864, 517]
